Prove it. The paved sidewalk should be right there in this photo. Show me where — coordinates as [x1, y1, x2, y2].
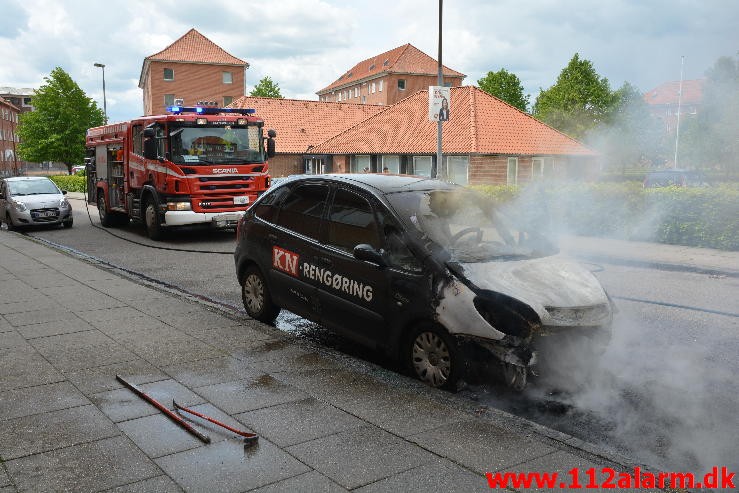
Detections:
[0, 230, 653, 492]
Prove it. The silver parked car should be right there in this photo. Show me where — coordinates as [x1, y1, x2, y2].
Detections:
[0, 177, 73, 230]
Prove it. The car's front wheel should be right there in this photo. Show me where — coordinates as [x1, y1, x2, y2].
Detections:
[407, 324, 462, 390]
[62, 218, 73, 228]
[241, 265, 280, 323]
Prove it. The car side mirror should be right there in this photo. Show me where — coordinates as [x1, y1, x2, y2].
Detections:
[143, 138, 158, 160]
[353, 244, 385, 267]
[62, 190, 67, 195]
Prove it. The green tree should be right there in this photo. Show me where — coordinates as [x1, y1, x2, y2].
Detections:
[533, 53, 617, 139]
[17, 67, 105, 174]
[249, 76, 283, 98]
[477, 68, 530, 112]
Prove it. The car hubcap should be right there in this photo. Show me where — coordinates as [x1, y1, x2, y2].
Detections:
[412, 331, 451, 387]
[145, 205, 155, 228]
[243, 274, 264, 314]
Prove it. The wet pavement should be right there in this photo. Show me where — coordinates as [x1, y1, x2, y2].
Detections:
[0, 227, 713, 492]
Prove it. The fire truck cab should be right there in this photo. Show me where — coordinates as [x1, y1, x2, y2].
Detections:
[86, 105, 274, 240]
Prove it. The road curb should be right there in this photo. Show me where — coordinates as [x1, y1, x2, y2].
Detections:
[574, 253, 739, 279]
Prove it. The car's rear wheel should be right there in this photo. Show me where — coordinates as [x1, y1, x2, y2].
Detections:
[407, 324, 462, 390]
[241, 265, 280, 323]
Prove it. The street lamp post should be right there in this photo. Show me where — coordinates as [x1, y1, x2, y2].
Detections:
[94, 62, 107, 124]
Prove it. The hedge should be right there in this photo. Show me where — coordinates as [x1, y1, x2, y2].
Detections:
[472, 182, 739, 251]
[48, 175, 87, 193]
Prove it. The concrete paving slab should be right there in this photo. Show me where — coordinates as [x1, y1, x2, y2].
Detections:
[250, 470, 349, 492]
[163, 356, 263, 388]
[89, 314, 173, 336]
[2, 307, 79, 327]
[91, 378, 206, 423]
[409, 418, 556, 474]
[124, 296, 205, 318]
[0, 486, 15, 493]
[0, 315, 12, 332]
[16, 271, 78, 289]
[194, 374, 309, 414]
[0, 381, 89, 420]
[124, 336, 226, 367]
[5, 435, 160, 492]
[15, 317, 96, 339]
[63, 359, 169, 396]
[234, 397, 366, 447]
[230, 341, 338, 373]
[29, 329, 140, 371]
[84, 278, 170, 301]
[0, 331, 27, 350]
[0, 298, 64, 315]
[155, 438, 310, 493]
[0, 346, 65, 392]
[0, 404, 119, 460]
[75, 306, 153, 323]
[155, 309, 246, 331]
[286, 426, 437, 489]
[41, 285, 127, 310]
[179, 324, 276, 352]
[104, 475, 184, 493]
[354, 459, 488, 493]
[0, 467, 9, 487]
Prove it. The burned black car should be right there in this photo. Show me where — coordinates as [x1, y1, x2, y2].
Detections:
[235, 175, 613, 390]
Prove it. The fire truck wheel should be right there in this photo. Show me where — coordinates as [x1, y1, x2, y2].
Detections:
[144, 201, 164, 241]
[97, 194, 113, 227]
[241, 265, 280, 323]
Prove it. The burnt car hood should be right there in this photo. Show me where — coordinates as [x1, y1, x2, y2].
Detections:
[459, 255, 610, 325]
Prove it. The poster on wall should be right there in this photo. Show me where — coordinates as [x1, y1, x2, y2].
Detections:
[428, 86, 450, 122]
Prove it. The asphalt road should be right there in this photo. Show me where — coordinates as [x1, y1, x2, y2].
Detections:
[22, 200, 739, 474]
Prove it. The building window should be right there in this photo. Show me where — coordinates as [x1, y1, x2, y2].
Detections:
[382, 155, 400, 174]
[354, 87, 359, 98]
[532, 158, 544, 179]
[22, 97, 32, 106]
[398, 79, 406, 90]
[164, 68, 174, 81]
[507, 157, 518, 185]
[223, 72, 233, 84]
[411, 156, 432, 177]
[164, 94, 175, 108]
[361, 96, 366, 103]
[371, 82, 376, 94]
[351, 155, 371, 173]
[446, 156, 469, 185]
[223, 96, 233, 107]
[379, 80, 383, 92]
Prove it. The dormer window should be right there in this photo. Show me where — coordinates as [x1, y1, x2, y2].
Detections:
[369, 63, 376, 71]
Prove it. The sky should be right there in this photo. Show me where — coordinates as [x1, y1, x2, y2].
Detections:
[1, 0, 736, 124]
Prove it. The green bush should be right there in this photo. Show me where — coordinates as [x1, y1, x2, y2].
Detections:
[471, 182, 739, 251]
[48, 175, 87, 193]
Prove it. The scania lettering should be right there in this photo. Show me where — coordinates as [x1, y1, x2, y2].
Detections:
[86, 105, 276, 240]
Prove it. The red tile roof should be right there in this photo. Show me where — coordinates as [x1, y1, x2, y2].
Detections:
[644, 79, 705, 106]
[145, 28, 246, 65]
[317, 43, 465, 94]
[139, 29, 246, 88]
[311, 86, 594, 156]
[229, 97, 384, 153]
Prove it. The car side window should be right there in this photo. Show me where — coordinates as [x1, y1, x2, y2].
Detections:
[327, 188, 380, 253]
[276, 184, 328, 240]
[253, 185, 290, 224]
[377, 212, 423, 272]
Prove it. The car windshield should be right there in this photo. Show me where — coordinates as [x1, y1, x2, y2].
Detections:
[386, 188, 558, 262]
[168, 124, 264, 165]
[8, 179, 60, 196]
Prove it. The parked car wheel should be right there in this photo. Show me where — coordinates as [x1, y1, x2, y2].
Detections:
[62, 218, 73, 228]
[407, 324, 462, 390]
[241, 265, 280, 323]
[3, 211, 16, 231]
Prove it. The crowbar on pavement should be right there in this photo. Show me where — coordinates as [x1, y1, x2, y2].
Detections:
[115, 375, 211, 444]
[173, 400, 259, 444]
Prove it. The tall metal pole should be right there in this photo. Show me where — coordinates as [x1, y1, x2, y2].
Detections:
[673, 56, 684, 169]
[94, 63, 107, 124]
[435, 0, 446, 180]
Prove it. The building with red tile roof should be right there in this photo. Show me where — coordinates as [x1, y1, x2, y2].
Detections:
[1, 96, 21, 176]
[139, 29, 248, 116]
[644, 79, 705, 133]
[310, 86, 596, 185]
[316, 44, 465, 107]
[229, 96, 384, 176]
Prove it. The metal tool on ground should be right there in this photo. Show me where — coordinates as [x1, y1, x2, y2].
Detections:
[115, 375, 211, 444]
[173, 400, 259, 444]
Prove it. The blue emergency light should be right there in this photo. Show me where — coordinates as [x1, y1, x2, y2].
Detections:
[167, 106, 256, 116]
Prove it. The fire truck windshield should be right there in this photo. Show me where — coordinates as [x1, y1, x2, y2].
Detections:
[168, 124, 264, 165]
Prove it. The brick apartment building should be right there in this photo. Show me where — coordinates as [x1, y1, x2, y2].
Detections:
[139, 29, 248, 115]
[644, 79, 704, 134]
[316, 43, 465, 106]
[0, 96, 21, 176]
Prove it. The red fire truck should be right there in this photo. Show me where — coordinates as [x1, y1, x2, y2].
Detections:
[86, 105, 274, 240]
